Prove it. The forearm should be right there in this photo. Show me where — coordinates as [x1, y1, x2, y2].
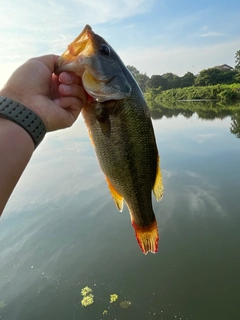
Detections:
[0, 117, 34, 215]
[0, 55, 85, 215]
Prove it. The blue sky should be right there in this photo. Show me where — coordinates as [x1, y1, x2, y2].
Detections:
[0, 0, 240, 88]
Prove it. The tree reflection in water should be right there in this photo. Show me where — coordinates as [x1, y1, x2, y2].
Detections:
[230, 111, 240, 138]
[148, 100, 240, 138]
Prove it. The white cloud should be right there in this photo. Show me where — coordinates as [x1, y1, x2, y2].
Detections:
[164, 9, 209, 32]
[193, 133, 218, 144]
[119, 39, 239, 76]
[0, 0, 153, 32]
[186, 185, 226, 217]
[0, 0, 154, 87]
[198, 32, 225, 37]
[0, 0, 239, 86]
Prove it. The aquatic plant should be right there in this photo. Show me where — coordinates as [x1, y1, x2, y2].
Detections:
[80, 286, 94, 307]
[120, 300, 132, 308]
[81, 286, 93, 296]
[110, 294, 118, 303]
[80, 285, 131, 315]
[0, 301, 6, 309]
[81, 294, 94, 307]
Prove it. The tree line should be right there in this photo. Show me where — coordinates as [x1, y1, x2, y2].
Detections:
[127, 50, 240, 93]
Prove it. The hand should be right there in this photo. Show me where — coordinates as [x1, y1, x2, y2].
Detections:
[0, 55, 87, 131]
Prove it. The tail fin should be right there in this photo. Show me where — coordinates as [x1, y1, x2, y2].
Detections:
[132, 220, 159, 255]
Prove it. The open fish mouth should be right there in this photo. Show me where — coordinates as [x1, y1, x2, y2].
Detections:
[56, 25, 94, 72]
[55, 25, 131, 102]
[55, 25, 106, 80]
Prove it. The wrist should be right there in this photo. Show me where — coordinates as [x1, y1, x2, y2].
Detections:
[0, 86, 22, 105]
[0, 117, 35, 150]
[0, 96, 47, 148]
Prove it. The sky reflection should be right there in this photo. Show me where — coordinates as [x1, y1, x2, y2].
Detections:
[1, 112, 240, 320]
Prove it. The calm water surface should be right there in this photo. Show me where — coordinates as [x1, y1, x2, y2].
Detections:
[0, 102, 240, 320]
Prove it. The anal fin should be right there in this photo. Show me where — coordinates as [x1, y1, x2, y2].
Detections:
[105, 178, 124, 212]
[153, 156, 164, 202]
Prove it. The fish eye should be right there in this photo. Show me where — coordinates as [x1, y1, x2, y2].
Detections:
[100, 44, 110, 56]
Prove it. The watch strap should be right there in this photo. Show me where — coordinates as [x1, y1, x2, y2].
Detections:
[0, 96, 46, 148]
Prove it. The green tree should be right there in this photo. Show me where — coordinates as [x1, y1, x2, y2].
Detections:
[181, 72, 195, 88]
[235, 50, 240, 72]
[126, 65, 149, 92]
[146, 75, 168, 90]
[135, 73, 149, 92]
[195, 68, 236, 86]
[127, 65, 140, 78]
[162, 73, 181, 89]
[145, 86, 162, 102]
[234, 73, 240, 83]
[230, 111, 240, 138]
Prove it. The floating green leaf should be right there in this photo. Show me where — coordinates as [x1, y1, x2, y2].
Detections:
[110, 294, 118, 303]
[0, 301, 6, 309]
[81, 294, 94, 307]
[120, 300, 132, 309]
[81, 286, 93, 296]
[102, 310, 108, 315]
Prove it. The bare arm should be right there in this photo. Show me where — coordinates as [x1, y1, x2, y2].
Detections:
[0, 117, 34, 214]
[0, 55, 87, 215]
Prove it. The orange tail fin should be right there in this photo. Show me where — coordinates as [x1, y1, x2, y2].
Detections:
[132, 220, 159, 255]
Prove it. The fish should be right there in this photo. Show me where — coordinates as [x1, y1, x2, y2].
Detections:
[55, 25, 164, 254]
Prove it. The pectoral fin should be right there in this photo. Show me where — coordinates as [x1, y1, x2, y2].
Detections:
[153, 156, 164, 202]
[105, 178, 124, 212]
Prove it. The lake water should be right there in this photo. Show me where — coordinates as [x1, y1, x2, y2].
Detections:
[0, 102, 240, 320]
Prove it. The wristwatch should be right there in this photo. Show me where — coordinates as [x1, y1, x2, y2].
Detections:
[0, 96, 46, 148]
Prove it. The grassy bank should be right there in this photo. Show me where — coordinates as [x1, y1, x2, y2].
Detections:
[146, 83, 240, 102]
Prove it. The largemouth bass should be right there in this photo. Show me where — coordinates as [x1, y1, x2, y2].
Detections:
[55, 25, 164, 254]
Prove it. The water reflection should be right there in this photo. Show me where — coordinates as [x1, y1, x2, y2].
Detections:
[1, 105, 240, 320]
[149, 100, 240, 138]
[230, 110, 240, 138]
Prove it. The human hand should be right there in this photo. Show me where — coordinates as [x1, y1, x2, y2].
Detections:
[0, 55, 87, 132]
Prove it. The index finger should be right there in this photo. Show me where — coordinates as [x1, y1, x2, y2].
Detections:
[58, 72, 82, 85]
[28, 55, 60, 73]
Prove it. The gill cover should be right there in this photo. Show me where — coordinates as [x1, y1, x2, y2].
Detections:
[82, 70, 131, 102]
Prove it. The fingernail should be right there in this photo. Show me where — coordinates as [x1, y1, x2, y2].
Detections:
[62, 84, 71, 93]
[64, 73, 73, 84]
